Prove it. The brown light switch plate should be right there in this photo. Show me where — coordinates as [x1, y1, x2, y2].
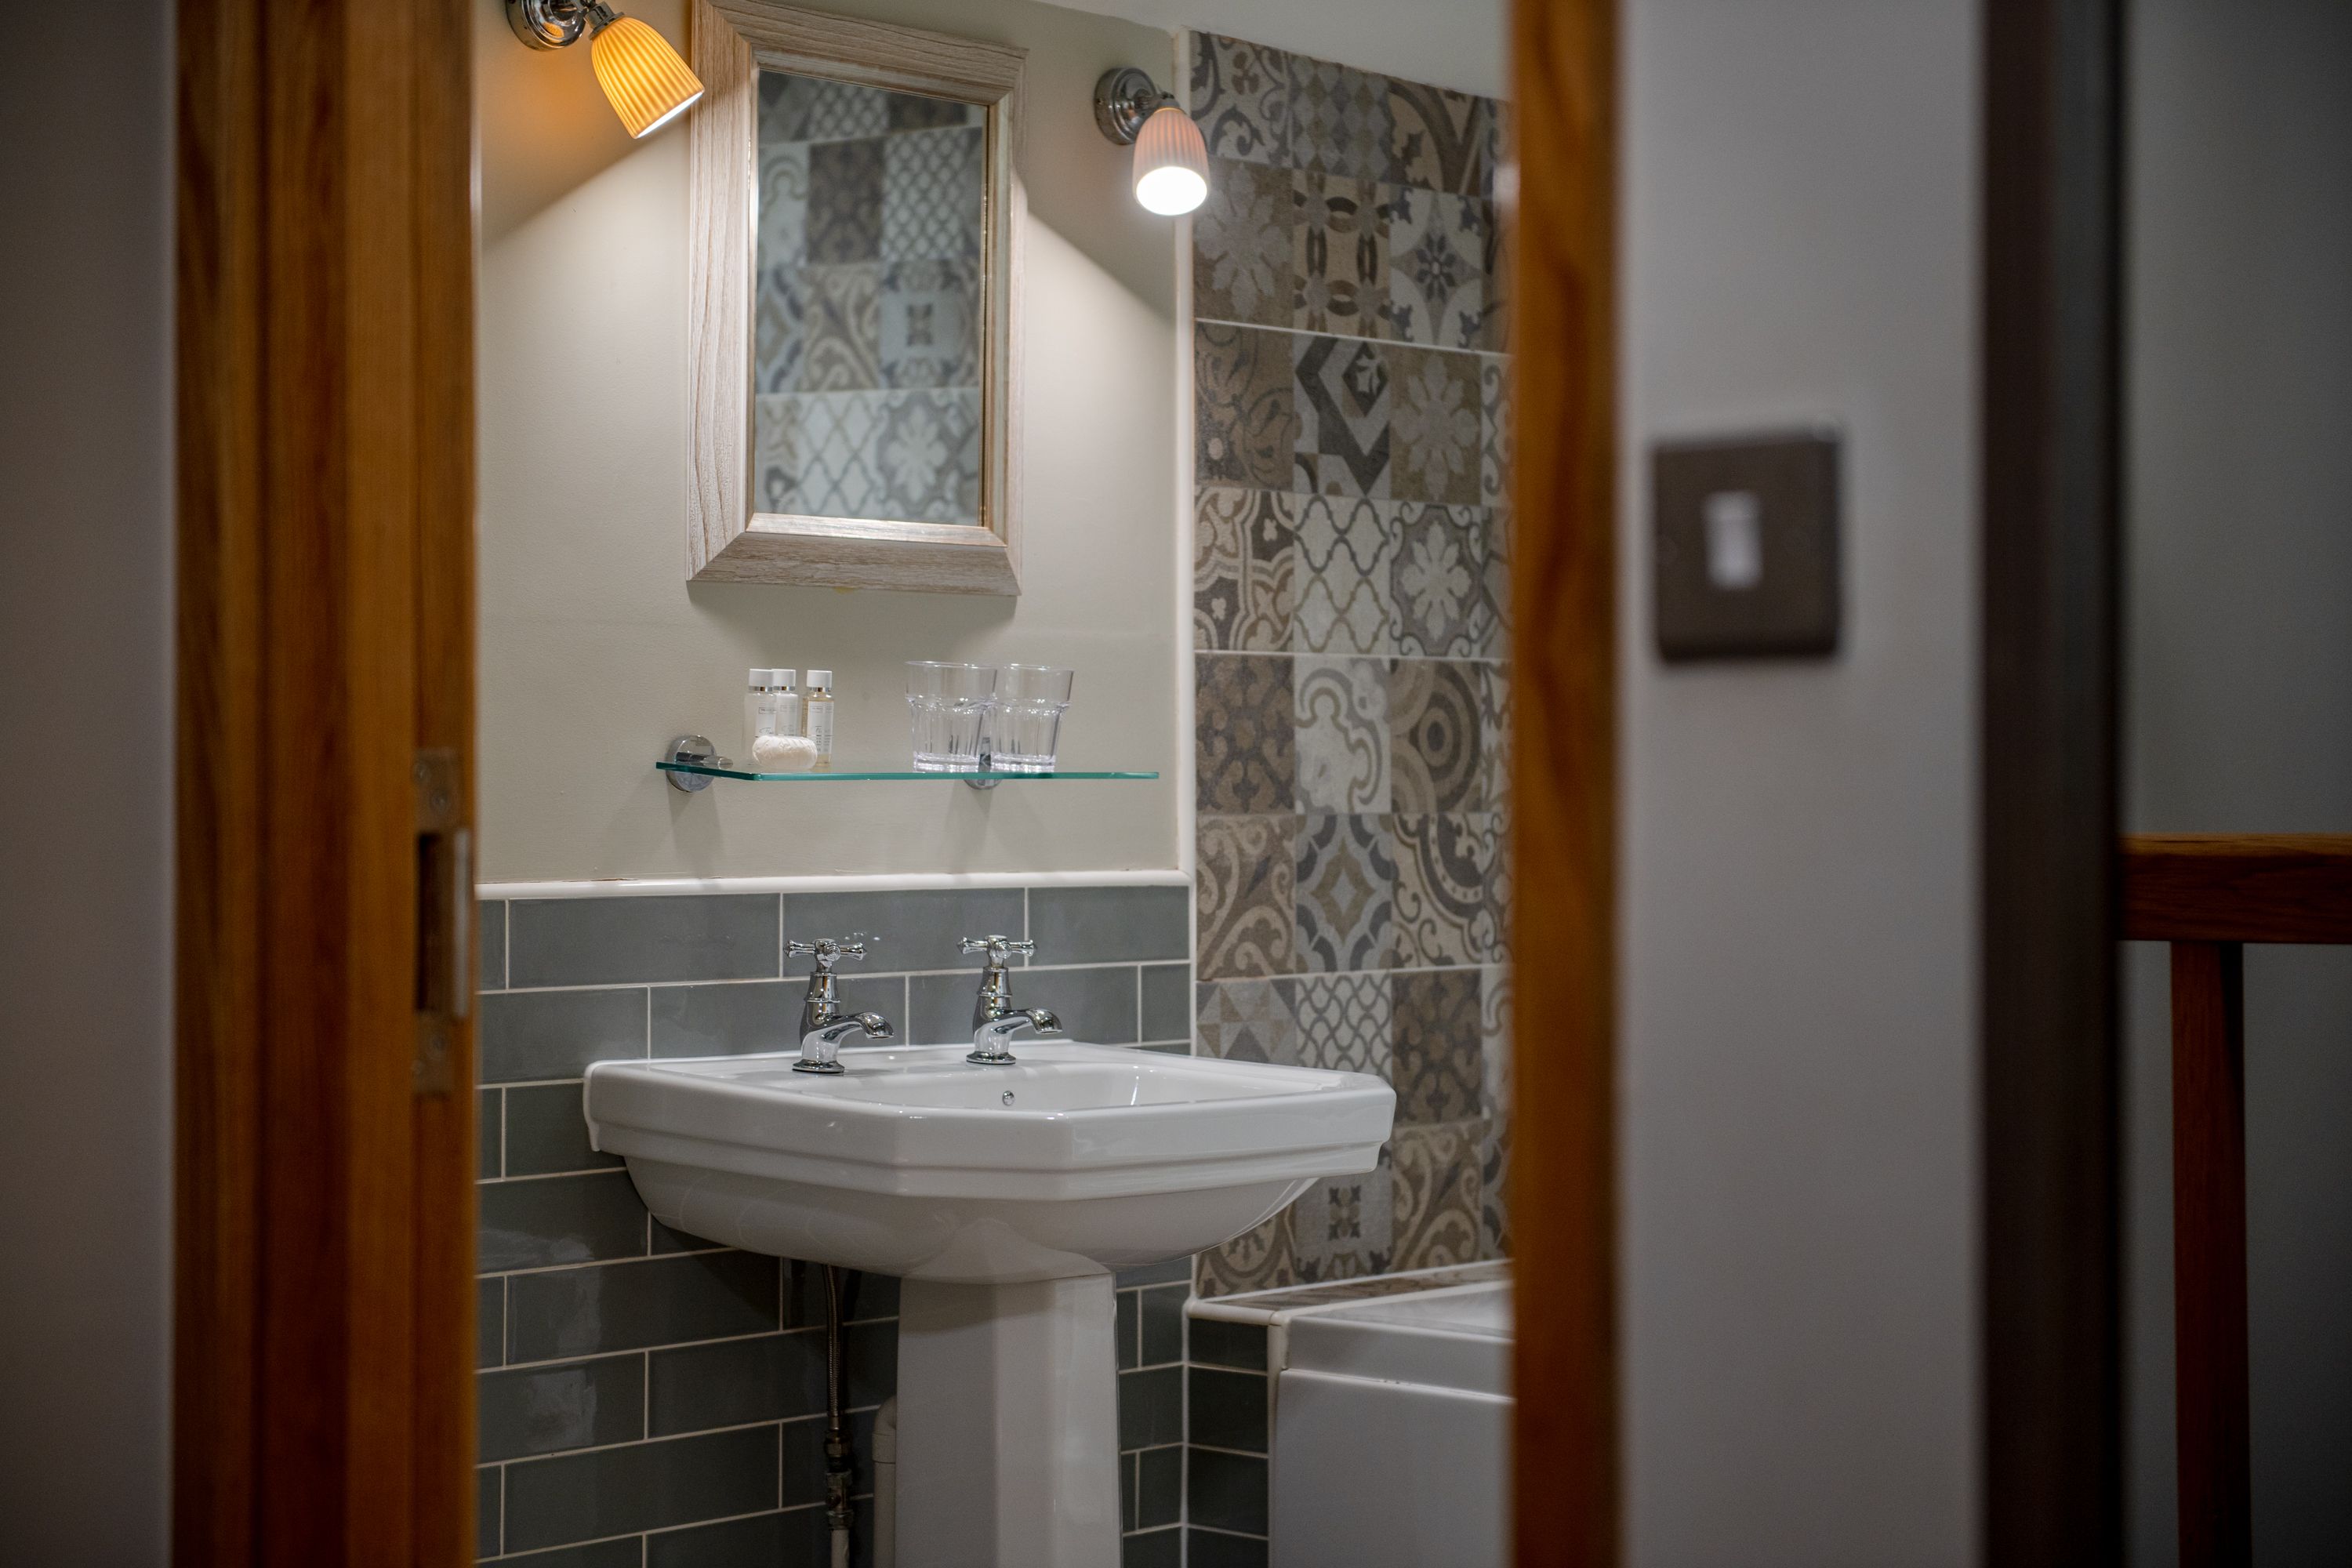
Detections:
[1651, 429, 1842, 661]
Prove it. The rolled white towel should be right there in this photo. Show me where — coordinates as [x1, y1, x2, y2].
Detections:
[751, 732, 819, 771]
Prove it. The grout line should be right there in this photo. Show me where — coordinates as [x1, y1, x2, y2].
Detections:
[1192, 313, 1507, 362]
[483, 1242, 738, 1279]
[1186, 1441, 1269, 1460]
[492, 1323, 840, 1374]
[485, 956, 1192, 997]
[492, 1408, 890, 1470]
[476, 1166, 630, 1187]
[483, 870, 1193, 901]
[481, 1503, 809, 1562]
[1192, 645, 1508, 666]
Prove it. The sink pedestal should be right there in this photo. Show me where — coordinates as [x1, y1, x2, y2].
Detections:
[897, 1274, 1122, 1567]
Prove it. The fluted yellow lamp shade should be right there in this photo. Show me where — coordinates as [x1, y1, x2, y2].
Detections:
[1131, 105, 1209, 216]
[590, 14, 703, 139]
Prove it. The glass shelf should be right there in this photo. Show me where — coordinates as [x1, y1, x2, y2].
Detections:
[658, 759, 1160, 783]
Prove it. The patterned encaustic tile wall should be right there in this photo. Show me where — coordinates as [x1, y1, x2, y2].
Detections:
[1188, 31, 1514, 1302]
[470, 883, 1192, 1565]
[753, 72, 985, 525]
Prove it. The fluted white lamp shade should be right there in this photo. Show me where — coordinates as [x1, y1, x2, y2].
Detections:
[591, 14, 704, 139]
[1132, 104, 1209, 216]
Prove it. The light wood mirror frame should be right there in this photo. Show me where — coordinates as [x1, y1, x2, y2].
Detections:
[686, 0, 1026, 593]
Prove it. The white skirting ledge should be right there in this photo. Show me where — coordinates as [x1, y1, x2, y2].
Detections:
[477, 868, 1192, 901]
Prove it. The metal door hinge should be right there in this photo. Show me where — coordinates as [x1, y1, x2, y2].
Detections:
[413, 749, 470, 1096]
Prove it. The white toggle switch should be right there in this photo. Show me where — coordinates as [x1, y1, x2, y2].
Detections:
[1704, 490, 1763, 590]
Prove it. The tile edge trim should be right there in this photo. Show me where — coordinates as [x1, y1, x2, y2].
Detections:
[480, 869, 1192, 900]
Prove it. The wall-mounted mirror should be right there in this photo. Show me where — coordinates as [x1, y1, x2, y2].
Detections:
[687, 1, 1025, 593]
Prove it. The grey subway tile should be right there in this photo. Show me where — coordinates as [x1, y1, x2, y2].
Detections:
[651, 979, 793, 1058]
[478, 1353, 647, 1461]
[906, 973, 982, 1046]
[507, 1250, 780, 1363]
[502, 1425, 779, 1552]
[844, 1319, 898, 1408]
[477, 1464, 500, 1559]
[648, 1508, 829, 1568]
[909, 964, 1139, 1046]
[1137, 1444, 1183, 1530]
[477, 1276, 504, 1369]
[785, 887, 1023, 973]
[1189, 1366, 1269, 1453]
[1116, 1288, 1140, 1371]
[504, 1081, 619, 1176]
[652, 975, 902, 1058]
[1189, 1316, 1269, 1371]
[780, 1415, 832, 1510]
[1188, 1447, 1270, 1535]
[481, 987, 647, 1084]
[1117, 1365, 1183, 1450]
[1188, 1524, 1272, 1567]
[1017, 965, 1142, 1044]
[510, 895, 780, 987]
[651, 1216, 721, 1254]
[479, 1088, 501, 1178]
[1123, 1528, 1182, 1568]
[1121, 1450, 1138, 1532]
[1141, 964, 1192, 1042]
[650, 1330, 826, 1436]
[1116, 1258, 1192, 1288]
[1029, 885, 1190, 964]
[479, 899, 507, 991]
[496, 1539, 645, 1568]
[478, 1171, 648, 1274]
[784, 1262, 899, 1327]
[1140, 1285, 1186, 1367]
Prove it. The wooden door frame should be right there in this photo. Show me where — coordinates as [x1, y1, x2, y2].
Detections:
[1979, 0, 2127, 1560]
[175, 0, 477, 1559]
[1508, 0, 1621, 1562]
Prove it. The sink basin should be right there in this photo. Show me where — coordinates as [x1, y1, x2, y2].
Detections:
[585, 1040, 1393, 1566]
[584, 1041, 1395, 1284]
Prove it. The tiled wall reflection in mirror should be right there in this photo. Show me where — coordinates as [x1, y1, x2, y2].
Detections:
[753, 72, 985, 524]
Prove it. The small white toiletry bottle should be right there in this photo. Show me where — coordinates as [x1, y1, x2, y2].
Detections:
[804, 670, 835, 771]
[773, 669, 804, 739]
[756, 668, 786, 743]
[744, 668, 771, 760]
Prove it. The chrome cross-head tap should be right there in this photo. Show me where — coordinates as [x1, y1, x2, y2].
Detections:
[798, 1011, 894, 1073]
[969, 1006, 1061, 1065]
[789, 937, 889, 1074]
[960, 934, 1061, 1065]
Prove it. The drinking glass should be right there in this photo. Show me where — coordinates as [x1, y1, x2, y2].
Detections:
[905, 662, 997, 771]
[987, 665, 1075, 773]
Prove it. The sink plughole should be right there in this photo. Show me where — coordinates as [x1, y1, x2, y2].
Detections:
[583, 1041, 1396, 1285]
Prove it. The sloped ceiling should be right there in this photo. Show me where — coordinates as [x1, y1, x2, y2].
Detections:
[1054, 0, 1508, 100]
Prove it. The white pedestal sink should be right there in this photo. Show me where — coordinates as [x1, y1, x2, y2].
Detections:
[584, 1042, 1395, 1568]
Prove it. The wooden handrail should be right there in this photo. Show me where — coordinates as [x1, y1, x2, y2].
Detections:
[2122, 833, 2352, 944]
[2125, 832, 2352, 1568]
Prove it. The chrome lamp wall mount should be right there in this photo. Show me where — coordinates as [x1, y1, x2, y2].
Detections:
[506, 0, 706, 140]
[1093, 67, 1209, 216]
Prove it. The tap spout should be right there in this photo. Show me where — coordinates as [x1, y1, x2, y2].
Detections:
[967, 1007, 1061, 1066]
[795, 1011, 894, 1074]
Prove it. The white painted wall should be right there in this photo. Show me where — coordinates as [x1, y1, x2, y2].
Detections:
[0, 2, 175, 1558]
[1620, 2, 1980, 1562]
[476, 0, 1186, 882]
[2123, 2, 2352, 1560]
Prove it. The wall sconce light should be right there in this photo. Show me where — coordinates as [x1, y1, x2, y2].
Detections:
[1094, 68, 1209, 216]
[507, 0, 706, 140]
